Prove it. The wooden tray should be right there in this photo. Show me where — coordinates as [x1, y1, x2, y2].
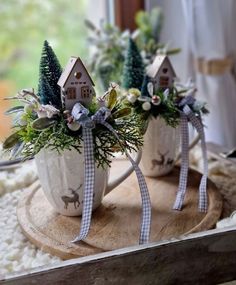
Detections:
[17, 161, 222, 260]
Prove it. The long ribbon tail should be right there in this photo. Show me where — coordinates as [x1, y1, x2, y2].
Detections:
[126, 152, 151, 244]
[102, 121, 151, 244]
[173, 112, 189, 210]
[72, 128, 95, 242]
[185, 106, 208, 212]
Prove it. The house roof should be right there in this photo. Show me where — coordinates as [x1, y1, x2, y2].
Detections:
[147, 55, 176, 78]
[57, 56, 95, 87]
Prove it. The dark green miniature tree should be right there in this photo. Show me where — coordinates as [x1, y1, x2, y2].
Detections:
[141, 75, 151, 97]
[122, 38, 144, 90]
[38, 75, 58, 106]
[38, 40, 62, 108]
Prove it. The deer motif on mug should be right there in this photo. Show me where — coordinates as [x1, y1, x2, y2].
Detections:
[61, 184, 82, 210]
[151, 151, 174, 170]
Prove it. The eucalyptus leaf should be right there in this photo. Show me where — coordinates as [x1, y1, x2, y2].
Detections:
[10, 142, 24, 158]
[5, 105, 24, 115]
[112, 108, 131, 119]
[3, 132, 20, 149]
[107, 89, 117, 110]
[32, 117, 56, 130]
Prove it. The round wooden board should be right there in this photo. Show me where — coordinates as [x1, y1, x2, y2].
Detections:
[17, 160, 222, 260]
[17, 182, 103, 260]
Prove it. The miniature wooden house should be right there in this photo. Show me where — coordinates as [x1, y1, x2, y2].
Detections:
[57, 56, 95, 110]
[147, 55, 176, 92]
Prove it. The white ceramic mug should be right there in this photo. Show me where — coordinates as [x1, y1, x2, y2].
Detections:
[140, 117, 200, 177]
[140, 117, 180, 177]
[35, 148, 141, 216]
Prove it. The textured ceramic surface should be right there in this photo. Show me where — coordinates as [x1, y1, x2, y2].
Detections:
[140, 117, 180, 177]
[35, 149, 139, 216]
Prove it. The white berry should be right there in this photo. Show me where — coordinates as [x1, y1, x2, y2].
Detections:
[67, 122, 81, 131]
[142, 102, 151, 111]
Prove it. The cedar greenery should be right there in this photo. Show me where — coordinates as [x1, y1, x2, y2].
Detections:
[124, 86, 209, 130]
[124, 88, 180, 129]
[3, 87, 143, 169]
[12, 103, 143, 169]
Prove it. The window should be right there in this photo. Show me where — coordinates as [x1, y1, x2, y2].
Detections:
[115, 0, 144, 31]
[159, 76, 169, 87]
[163, 68, 168, 74]
[0, 0, 104, 139]
[81, 86, 90, 98]
[67, 87, 76, 99]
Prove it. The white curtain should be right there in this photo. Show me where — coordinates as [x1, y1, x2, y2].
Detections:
[182, 0, 236, 148]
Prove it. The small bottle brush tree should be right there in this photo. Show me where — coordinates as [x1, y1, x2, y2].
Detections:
[122, 38, 144, 91]
[38, 75, 58, 106]
[38, 40, 62, 109]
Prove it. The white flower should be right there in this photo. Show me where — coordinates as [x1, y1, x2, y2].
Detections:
[37, 105, 60, 119]
[193, 100, 205, 112]
[24, 100, 38, 113]
[37, 110, 48, 118]
[127, 94, 137, 104]
[142, 102, 151, 111]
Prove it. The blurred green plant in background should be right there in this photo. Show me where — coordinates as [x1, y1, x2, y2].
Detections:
[0, 0, 88, 94]
[85, 19, 129, 92]
[86, 7, 180, 92]
[134, 8, 180, 64]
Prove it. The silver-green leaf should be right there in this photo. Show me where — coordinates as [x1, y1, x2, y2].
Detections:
[112, 108, 131, 119]
[5, 106, 24, 115]
[3, 132, 20, 149]
[32, 117, 56, 130]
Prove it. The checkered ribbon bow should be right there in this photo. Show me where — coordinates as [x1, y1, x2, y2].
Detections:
[71, 103, 151, 244]
[173, 96, 208, 212]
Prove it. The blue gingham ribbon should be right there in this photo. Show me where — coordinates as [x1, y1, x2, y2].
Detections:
[71, 103, 151, 244]
[173, 97, 208, 212]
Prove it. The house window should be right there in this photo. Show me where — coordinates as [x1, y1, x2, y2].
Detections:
[67, 87, 76, 99]
[159, 76, 169, 87]
[81, 86, 90, 98]
[163, 68, 168, 74]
